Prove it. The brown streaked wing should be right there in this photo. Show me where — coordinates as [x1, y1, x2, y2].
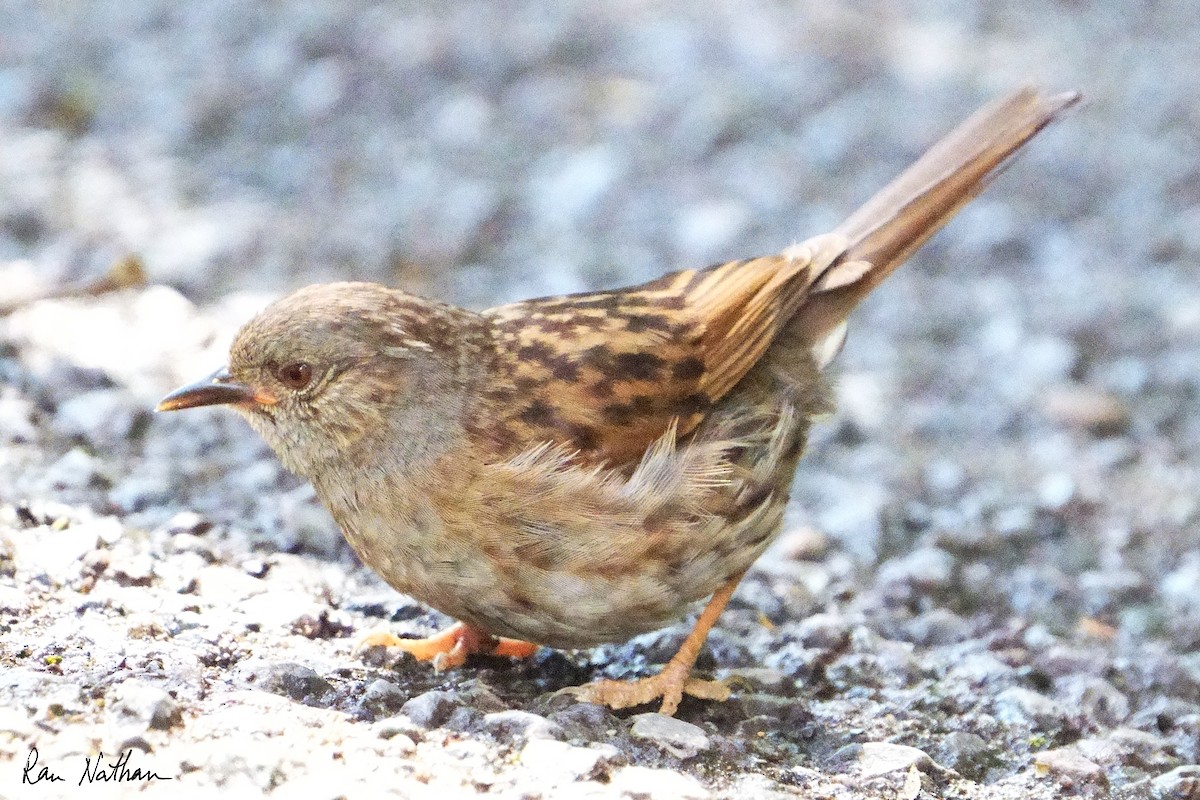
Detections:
[475, 252, 821, 466]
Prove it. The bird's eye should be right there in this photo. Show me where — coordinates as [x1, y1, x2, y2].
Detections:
[276, 361, 313, 391]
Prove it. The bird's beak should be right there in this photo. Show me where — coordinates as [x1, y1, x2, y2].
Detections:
[156, 366, 270, 412]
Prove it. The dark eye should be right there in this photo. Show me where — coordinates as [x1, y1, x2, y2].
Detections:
[276, 361, 313, 391]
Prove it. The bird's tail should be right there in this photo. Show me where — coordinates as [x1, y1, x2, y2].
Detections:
[792, 87, 1081, 345]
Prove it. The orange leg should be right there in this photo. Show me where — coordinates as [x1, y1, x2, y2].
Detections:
[357, 622, 539, 671]
[565, 572, 744, 716]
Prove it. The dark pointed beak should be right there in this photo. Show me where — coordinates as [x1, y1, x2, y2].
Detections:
[156, 366, 264, 412]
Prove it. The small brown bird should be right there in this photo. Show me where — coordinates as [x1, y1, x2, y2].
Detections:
[159, 88, 1078, 715]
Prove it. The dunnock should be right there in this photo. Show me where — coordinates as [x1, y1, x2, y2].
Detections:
[159, 87, 1078, 715]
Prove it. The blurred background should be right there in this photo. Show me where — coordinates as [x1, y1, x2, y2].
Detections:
[1, 0, 1200, 792]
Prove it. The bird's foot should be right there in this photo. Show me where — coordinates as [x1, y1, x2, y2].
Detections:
[560, 660, 731, 716]
[356, 622, 538, 670]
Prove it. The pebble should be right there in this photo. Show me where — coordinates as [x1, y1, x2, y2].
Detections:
[876, 546, 956, 602]
[54, 388, 146, 447]
[519, 739, 620, 782]
[358, 679, 408, 719]
[41, 447, 106, 491]
[1150, 765, 1200, 799]
[994, 687, 1067, 729]
[1034, 747, 1106, 784]
[1057, 675, 1130, 726]
[608, 765, 710, 799]
[399, 689, 462, 729]
[9, 522, 99, 584]
[629, 713, 711, 759]
[234, 661, 332, 703]
[111, 553, 156, 586]
[775, 527, 830, 561]
[856, 742, 936, 778]
[934, 731, 994, 778]
[0, 584, 31, 614]
[1041, 384, 1131, 436]
[1163, 554, 1200, 612]
[105, 681, 183, 731]
[482, 709, 565, 741]
[793, 612, 853, 650]
[373, 714, 425, 743]
[902, 607, 972, 646]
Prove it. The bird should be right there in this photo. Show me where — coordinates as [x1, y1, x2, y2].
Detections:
[158, 87, 1079, 716]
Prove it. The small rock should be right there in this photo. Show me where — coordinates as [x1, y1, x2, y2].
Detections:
[483, 709, 565, 741]
[994, 687, 1066, 729]
[456, 679, 508, 714]
[1150, 765, 1200, 799]
[1034, 747, 1106, 785]
[162, 512, 213, 536]
[360, 679, 407, 718]
[724, 667, 790, 694]
[548, 702, 622, 741]
[1163, 554, 1200, 612]
[902, 607, 972, 646]
[10, 523, 100, 584]
[164, 533, 215, 561]
[857, 742, 936, 778]
[876, 547, 956, 602]
[0, 584, 31, 614]
[629, 713, 711, 759]
[105, 681, 182, 731]
[609, 765, 710, 799]
[519, 739, 618, 781]
[1058, 675, 1130, 726]
[0, 389, 36, 442]
[1042, 384, 1130, 436]
[112, 554, 155, 587]
[776, 527, 830, 561]
[55, 388, 146, 447]
[794, 612, 853, 650]
[373, 715, 425, 743]
[935, 731, 994, 779]
[235, 590, 324, 631]
[235, 661, 332, 703]
[399, 689, 461, 729]
[41, 447, 106, 490]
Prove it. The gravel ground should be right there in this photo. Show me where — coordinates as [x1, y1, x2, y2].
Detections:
[2, 1, 1199, 798]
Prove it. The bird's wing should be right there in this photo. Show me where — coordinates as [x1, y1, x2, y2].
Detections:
[477, 243, 836, 466]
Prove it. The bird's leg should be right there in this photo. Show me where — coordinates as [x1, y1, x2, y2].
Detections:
[357, 622, 539, 670]
[565, 572, 744, 716]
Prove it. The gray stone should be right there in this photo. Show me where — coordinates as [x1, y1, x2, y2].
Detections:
[1058, 675, 1130, 726]
[373, 714, 425, 743]
[482, 709, 565, 741]
[0, 584, 30, 614]
[876, 547, 956, 601]
[935, 731, 995, 779]
[609, 765, 710, 799]
[629, 713, 711, 759]
[857, 742, 936, 778]
[994, 687, 1066, 728]
[519, 739, 619, 781]
[360, 679, 407, 718]
[794, 612, 853, 649]
[1034, 747, 1106, 784]
[235, 660, 332, 703]
[399, 689, 462, 729]
[112, 553, 155, 587]
[106, 681, 183, 731]
[55, 388, 146, 447]
[1149, 765, 1200, 800]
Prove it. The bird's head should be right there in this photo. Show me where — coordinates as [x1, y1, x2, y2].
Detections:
[157, 282, 477, 478]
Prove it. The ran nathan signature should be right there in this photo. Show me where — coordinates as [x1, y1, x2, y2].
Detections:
[23, 747, 172, 786]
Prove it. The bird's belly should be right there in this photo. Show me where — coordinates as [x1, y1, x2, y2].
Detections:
[335, 502, 766, 650]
